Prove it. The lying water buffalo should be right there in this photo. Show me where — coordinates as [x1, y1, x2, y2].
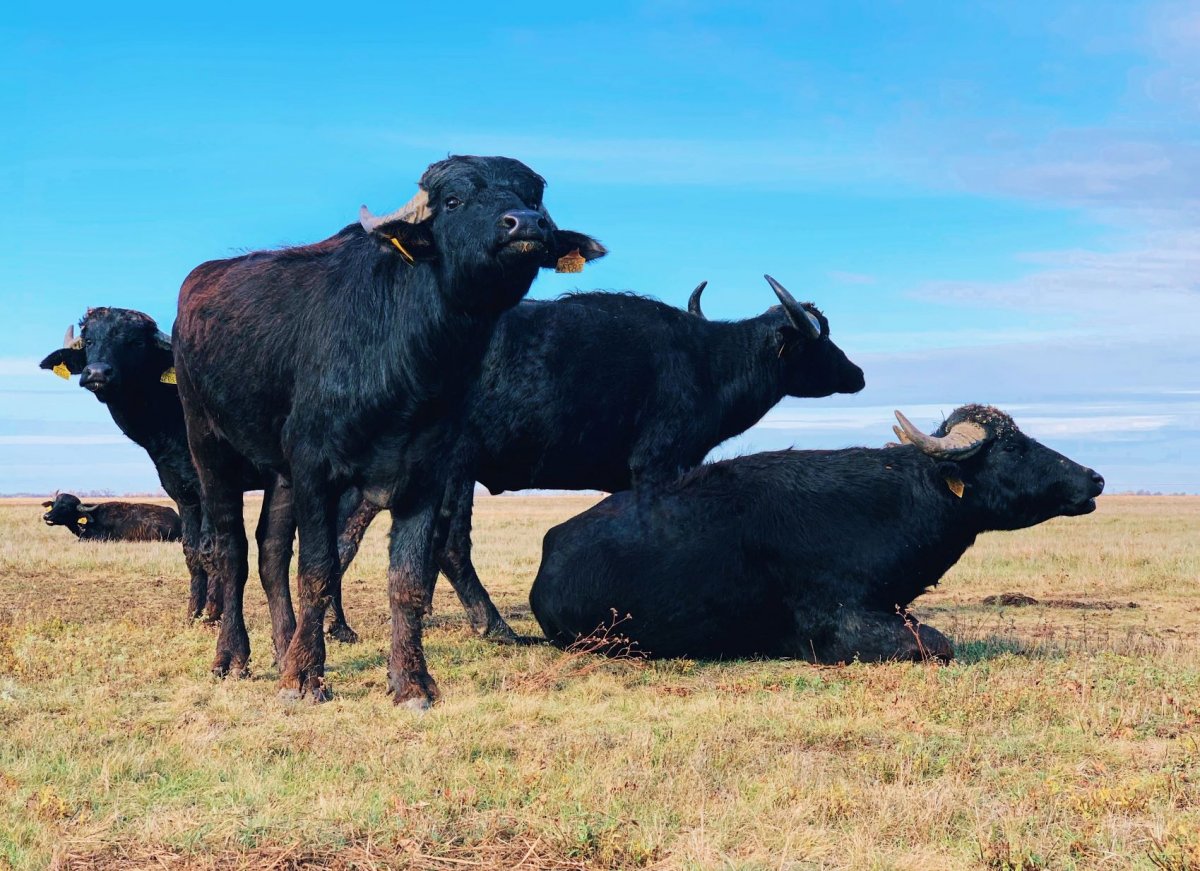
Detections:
[530, 405, 1105, 663]
[41, 492, 181, 542]
[174, 155, 604, 706]
[326, 275, 865, 644]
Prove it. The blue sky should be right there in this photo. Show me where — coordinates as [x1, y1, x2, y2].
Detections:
[2, 1, 1198, 493]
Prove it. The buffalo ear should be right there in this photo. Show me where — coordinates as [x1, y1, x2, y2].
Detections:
[41, 500, 53, 508]
[543, 231, 607, 270]
[39, 348, 87, 377]
[775, 325, 803, 356]
[370, 217, 437, 263]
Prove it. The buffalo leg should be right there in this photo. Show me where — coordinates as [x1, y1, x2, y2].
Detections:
[190, 436, 251, 678]
[325, 492, 380, 644]
[179, 501, 210, 622]
[277, 479, 339, 702]
[434, 477, 518, 643]
[256, 476, 297, 666]
[386, 497, 440, 710]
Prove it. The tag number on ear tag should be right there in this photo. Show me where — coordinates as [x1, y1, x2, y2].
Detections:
[945, 477, 965, 498]
[52, 362, 71, 380]
[160, 367, 177, 385]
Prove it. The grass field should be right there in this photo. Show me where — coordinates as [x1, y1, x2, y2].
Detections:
[1, 494, 1198, 870]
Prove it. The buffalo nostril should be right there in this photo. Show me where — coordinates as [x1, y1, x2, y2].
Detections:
[536, 217, 548, 230]
[502, 215, 519, 231]
[1091, 471, 1105, 491]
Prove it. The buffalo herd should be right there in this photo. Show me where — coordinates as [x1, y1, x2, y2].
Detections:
[39, 154, 1104, 706]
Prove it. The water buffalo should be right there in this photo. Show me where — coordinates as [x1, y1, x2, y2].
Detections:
[38, 309, 300, 648]
[173, 155, 604, 706]
[41, 492, 181, 542]
[529, 405, 1105, 663]
[325, 275, 866, 644]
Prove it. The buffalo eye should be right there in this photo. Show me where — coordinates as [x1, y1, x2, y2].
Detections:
[444, 195, 462, 211]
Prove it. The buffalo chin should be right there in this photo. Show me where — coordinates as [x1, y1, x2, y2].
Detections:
[1061, 498, 1097, 517]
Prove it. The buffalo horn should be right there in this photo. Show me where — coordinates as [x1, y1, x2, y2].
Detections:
[63, 324, 83, 350]
[359, 188, 431, 233]
[763, 274, 821, 339]
[894, 410, 989, 459]
[688, 281, 707, 318]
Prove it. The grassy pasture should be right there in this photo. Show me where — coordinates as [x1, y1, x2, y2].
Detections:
[0, 494, 1198, 870]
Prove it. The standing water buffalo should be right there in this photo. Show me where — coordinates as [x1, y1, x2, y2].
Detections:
[38, 309, 298, 649]
[530, 405, 1105, 663]
[327, 275, 864, 644]
[41, 492, 181, 542]
[173, 155, 604, 706]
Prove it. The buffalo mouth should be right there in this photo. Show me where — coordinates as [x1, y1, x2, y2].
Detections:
[80, 376, 108, 394]
[42, 514, 55, 525]
[501, 238, 547, 255]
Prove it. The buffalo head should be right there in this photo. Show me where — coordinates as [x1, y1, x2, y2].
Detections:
[358, 155, 607, 314]
[893, 404, 1105, 530]
[39, 308, 174, 403]
[41, 492, 92, 529]
[765, 276, 865, 398]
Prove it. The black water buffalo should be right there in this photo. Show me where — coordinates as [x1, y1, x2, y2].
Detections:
[325, 275, 865, 643]
[41, 492, 181, 542]
[39, 309, 250, 619]
[174, 155, 604, 706]
[530, 405, 1105, 663]
[38, 309, 303, 648]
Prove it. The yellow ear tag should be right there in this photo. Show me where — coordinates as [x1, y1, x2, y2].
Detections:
[388, 236, 415, 265]
[77, 516, 88, 525]
[160, 367, 177, 385]
[52, 362, 72, 380]
[945, 477, 965, 498]
[556, 248, 585, 274]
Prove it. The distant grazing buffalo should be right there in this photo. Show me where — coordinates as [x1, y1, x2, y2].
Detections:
[326, 275, 865, 644]
[41, 492, 181, 542]
[530, 405, 1105, 663]
[173, 155, 604, 706]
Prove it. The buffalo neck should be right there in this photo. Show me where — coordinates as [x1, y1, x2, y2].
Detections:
[314, 233, 514, 448]
[850, 447, 984, 609]
[100, 379, 189, 459]
[704, 313, 791, 446]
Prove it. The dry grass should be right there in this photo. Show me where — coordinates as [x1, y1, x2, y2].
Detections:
[1, 494, 1198, 870]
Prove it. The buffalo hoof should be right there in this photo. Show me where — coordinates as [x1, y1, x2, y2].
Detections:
[278, 674, 330, 703]
[212, 665, 250, 680]
[326, 622, 360, 645]
[481, 621, 521, 645]
[913, 624, 954, 663]
[388, 671, 440, 709]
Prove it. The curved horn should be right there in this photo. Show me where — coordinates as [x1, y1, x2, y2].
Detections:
[153, 329, 172, 350]
[63, 324, 83, 350]
[687, 281, 708, 318]
[764, 275, 821, 339]
[359, 189, 431, 233]
[894, 410, 989, 459]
